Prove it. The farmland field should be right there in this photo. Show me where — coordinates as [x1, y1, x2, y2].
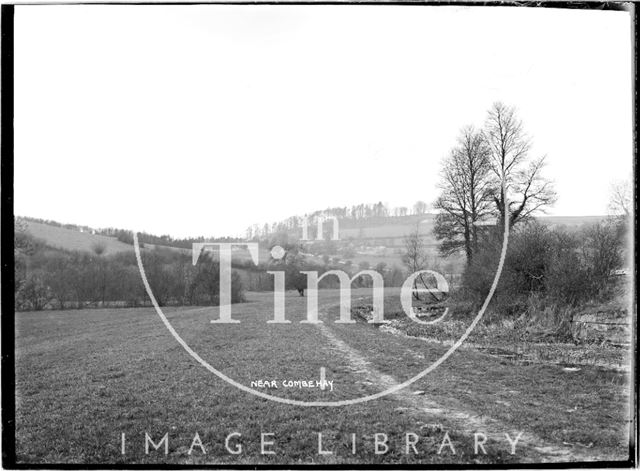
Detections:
[24, 221, 133, 255]
[14, 290, 632, 465]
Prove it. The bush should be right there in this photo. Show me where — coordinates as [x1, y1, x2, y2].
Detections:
[545, 229, 590, 305]
[115, 230, 134, 245]
[16, 273, 53, 311]
[516, 294, 575, 342]
[460, 219, 627, 316]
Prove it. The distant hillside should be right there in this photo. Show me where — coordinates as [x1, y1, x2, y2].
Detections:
[325, 214, 605, 250]
[339, 214, 437, 248]
[276, 213, 608, 275]
[537, 215, 607, 228]
[21, 214, 607, 270]
[24, 221, 134, 255]
[22, 220, 269, 262]
[23, 221, 193, 256]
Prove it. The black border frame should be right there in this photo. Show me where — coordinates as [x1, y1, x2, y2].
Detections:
[0, 2, 636, 469]
[2, 3, 17, 468]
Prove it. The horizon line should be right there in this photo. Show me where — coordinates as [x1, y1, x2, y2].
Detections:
[16, 212, 613, 241]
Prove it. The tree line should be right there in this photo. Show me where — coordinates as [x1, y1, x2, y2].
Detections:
[245, 200, 430, 241]
[20, 216, 242, 250]
[14, 221, 244, 311]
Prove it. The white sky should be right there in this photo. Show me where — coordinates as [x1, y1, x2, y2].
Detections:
[14, 5, 633, 238]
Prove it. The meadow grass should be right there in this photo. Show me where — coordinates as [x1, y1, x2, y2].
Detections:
[13, 290, 631, 465]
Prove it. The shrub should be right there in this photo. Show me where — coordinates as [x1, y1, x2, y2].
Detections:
[16, 273, 53, 311]
[115, 230, 134, 245]
[460, 218, 627, 316]
[545, 229, 590, 305]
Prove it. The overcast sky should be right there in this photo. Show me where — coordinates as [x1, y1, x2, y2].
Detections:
[14, 5, 633, 238]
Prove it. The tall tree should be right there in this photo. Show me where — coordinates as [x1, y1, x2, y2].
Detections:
[402, 224, 429, 300]
[433, 126, 494, 262]
[608, 179, 631, 217]
[483, 102, 556, 226]
[91, 241, 108, 306]
[269, 242, 307, 296]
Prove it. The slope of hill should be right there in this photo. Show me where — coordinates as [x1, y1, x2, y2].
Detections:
[337, 214, 605, 248]
[23, 214, 607, 263]
[537, 215, 606, 228]
[25, 221, 133, 255]
[340, 215, 436, 247]
[23, 221, 272, 262]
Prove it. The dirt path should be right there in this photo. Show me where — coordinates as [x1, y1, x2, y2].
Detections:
[314, 301, 615, 463]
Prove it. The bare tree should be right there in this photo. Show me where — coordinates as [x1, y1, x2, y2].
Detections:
[91, 241, 108, 306]
[15, 218, 35, 256]
[433, 126, 494, 262]
[44, 254, 74, 309]
[483, 102, 556, 226]
[269, 242, 307, 296]
[608, 179, 632, 217]
[402, 224, 429, 300]
[413, 200, 428, 215]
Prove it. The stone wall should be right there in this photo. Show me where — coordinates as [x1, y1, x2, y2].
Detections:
[571, 307, 631, 345]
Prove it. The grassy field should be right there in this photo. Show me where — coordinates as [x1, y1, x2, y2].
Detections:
[13, 290, 632, 465]
[340, 220, 436, 241]
[23, 221, 273, 260]
[337, 215, 604, 244]
[25, 221, 133, 255]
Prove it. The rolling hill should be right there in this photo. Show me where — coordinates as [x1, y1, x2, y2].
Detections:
[22, 220, 271, 262]
[21, 214, 607, 272]
[24, 221, 134, 255]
